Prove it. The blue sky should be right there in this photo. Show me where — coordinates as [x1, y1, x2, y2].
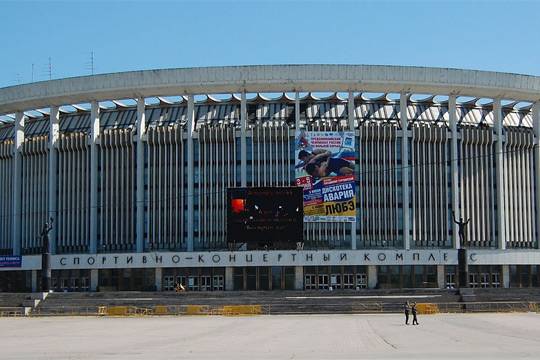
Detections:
[1, 0, 540, 87]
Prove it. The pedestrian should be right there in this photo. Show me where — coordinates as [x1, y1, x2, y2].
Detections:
[411, 302, 419, 325]
[403, 301, 410, 325]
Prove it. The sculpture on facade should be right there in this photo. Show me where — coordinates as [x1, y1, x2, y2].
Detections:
[40, 217, 54, 292]
[452, 211, 470, 248]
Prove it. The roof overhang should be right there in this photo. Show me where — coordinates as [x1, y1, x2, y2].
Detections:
[1, 64, 540, 115]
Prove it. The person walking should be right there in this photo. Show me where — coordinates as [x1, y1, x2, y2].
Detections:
[403, 301, 410, 325]
[411, 302, 419, 325]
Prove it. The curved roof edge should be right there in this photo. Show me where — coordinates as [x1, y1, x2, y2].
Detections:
[2, 64, 540, 115]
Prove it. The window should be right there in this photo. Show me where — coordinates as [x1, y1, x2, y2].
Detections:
[304, 274, 316, 290]
[188, 276, 199, 291]
[491, 273, 500, 288]
[60, 278, 69, 291]
[343, 274, 355, 289]
[330, 274, 342, 289]
[480, 273, 490, 288]
[356, 273, 367, 289]
[163, 276, 174, 291]
[469, 273, 478, 288]
[200, 276, 212, 291]
[445, 272, 456, 289]
[318, 274, 329, 290]
[213, 275, 224, 291]
[81, 277, 89, 292]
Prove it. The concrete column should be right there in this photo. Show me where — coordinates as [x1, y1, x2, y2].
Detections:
[367, 265, 377, 289]
[532, 102, 540, 249]
[449, 95, 460, 249]
[240, 91, 247, 187]
[31, 270, 38, 292]
[502, 265, 510, 288]
[494, 99, 506, 250]
[295, 92, 300, 129]
[437, 265, 445, 289]
[348, 91, 357, 250]
[294, 266, 304, 290]
[135, 98, 146, 253]
[347, 91, 355, 130]
[48, 106, 60, 254]
[225, 267, 234, 291]
[240, 92, 247, 187]
[155, 267, 162, 291]
[90, 269, 99, 291]
[400, 93, 410, 250]
[89, 101, 100, 254]
[12, 112, 24, 256]
[186, 95, 195, 252]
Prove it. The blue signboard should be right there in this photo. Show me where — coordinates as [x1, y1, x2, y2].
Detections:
[0, 256, 22, 268]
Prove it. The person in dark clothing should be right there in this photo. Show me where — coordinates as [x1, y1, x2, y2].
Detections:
[403, 301, 410, 325]
[305, 158, 354, 179]
[452, 211, 471, 247]
[411, 302, 419, 325]
[298, 149, 331, 165]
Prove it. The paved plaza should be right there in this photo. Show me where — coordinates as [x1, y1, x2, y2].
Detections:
[1, 313, 540, 359]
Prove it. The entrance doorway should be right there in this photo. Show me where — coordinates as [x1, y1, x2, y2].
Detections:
[161, 268, 225, 292]
[51, 270, 91, 292]
[304, 266, 367, 290]
[213, 275, 224, 291]
[232, 267, 295, 290]
[356, 273, 367, 289]
[305, 274, 316, 290]
[318, 274, 329, 290]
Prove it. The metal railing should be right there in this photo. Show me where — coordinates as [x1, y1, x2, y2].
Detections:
[0, 307, 25, 317]
[21, 301, 540, 317]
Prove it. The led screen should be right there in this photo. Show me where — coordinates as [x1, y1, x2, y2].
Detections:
[227, 187, 303, 250]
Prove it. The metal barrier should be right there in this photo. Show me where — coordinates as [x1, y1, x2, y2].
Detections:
[416, 303, 439, 314]
[22, 301, 540, 317]
[0, 307, 24, 317]
[435, 302, 535, 313]
[222, 305, 262, 316]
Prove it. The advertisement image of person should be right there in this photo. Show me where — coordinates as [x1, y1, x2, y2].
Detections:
[297, 149, 331, 169]
[305, 158, 354, 179]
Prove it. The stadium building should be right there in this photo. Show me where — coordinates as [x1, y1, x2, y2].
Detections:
[0, 64, 540, 292]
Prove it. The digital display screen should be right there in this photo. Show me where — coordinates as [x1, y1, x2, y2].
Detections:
[227, 187, 303, 250]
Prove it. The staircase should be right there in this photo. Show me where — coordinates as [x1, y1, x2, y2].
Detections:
[34, 289, 461, 315]
[0, 293, 34, 316]
[459, 288, 477, 302]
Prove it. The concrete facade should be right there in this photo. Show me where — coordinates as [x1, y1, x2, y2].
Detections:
[1, 65, 540, 292]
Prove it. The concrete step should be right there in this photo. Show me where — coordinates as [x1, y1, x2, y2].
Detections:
[460, 294, 477, 302]
[0, 293, 32, 307]
[22, 299, 40, 307]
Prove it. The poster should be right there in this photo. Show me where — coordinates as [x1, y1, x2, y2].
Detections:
[0, 256, 22, 268]
[295, 131, 356, 222]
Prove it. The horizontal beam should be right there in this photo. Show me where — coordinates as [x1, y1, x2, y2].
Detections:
[2, 65, 540, 114]
[4, 249, 540, 271]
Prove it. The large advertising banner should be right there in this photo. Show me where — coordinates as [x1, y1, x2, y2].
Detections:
[295, 131, 356, 222]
